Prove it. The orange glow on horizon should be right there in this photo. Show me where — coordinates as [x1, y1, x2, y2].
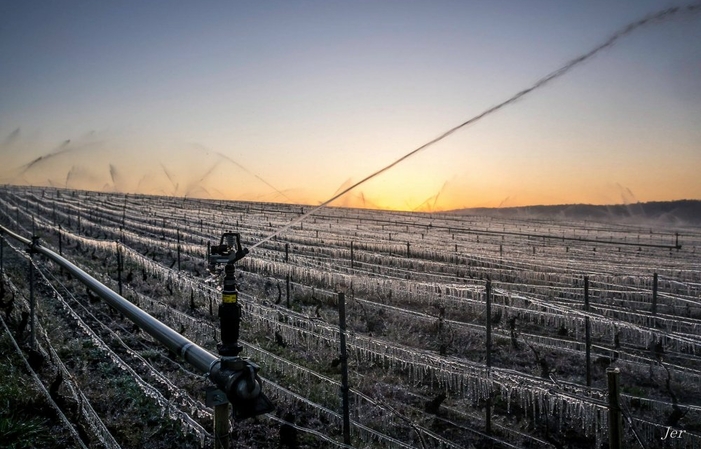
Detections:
[1, 127, 699, 212]
[2, 175, 699, 214]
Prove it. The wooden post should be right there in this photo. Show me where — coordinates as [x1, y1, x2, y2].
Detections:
[177, 230, 181, 272]
[117, 244, 123, 296]
[286, 274, 291, 309]
[486, 280, 492, 368]
[485, 280, 492, 435]
[584, 276, 591, 387]
[285, 243, 289, 263]
[0, 232, 4, 273]
[350, 241, 354, 269]
[57, 224, 63, 275]
[651, 273, 658, 316]
[338, 292, 351, 446]
[406, 241, 410, 258]
[607, 368, 622, 449]
[28, 250, 36, 350]
[213, 403, 230, 449]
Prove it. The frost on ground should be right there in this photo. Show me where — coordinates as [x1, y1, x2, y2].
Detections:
[1, 185, 700, 448]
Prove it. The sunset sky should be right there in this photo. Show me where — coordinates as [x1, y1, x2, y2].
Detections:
[1, 1, 700, 211]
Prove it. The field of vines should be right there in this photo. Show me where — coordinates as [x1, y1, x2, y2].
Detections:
[1, 184, 701, 449]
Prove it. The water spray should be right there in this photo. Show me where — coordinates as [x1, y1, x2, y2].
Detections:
[248, 2, 701, 251]
[214, 151, 293, 202]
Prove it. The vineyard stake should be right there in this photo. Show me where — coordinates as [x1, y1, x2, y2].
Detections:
[486, 280, 492, 367]
[338, 291, 351, 445]
[213, 402, 230, 449]
[177, 229, 181, 272]
[58, 225, 63, 276]
[28, 237, 38, 350]
[121, 196, 126, 228]
[116, 243, 123, 296]
[584, 276, 591, 388]
[652, 273, 658, 316]
[0, 232, 4, 273]
[607, 368, 622, 449]
[286, 274, 291, 309]
[350, 241, 354, 269]
[485, 279, 493, 435]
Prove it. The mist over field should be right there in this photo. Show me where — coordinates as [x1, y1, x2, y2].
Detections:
[453, 200, 701, 226]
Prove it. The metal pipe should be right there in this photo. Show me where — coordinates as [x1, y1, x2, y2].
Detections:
[1, 225, 213, 367]
[0, 224, 267, 412]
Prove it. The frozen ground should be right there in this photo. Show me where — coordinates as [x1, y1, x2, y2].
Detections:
[1, 185, 700, 448]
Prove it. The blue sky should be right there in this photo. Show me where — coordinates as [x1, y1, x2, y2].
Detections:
[1, 1, 700, 210]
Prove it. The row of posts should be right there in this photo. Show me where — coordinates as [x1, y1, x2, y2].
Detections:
[0, 224, 656, 448]
[134, 232, 658, 449]
[0, 232, 37, 352]
[481, 274, 663, 448]
[336, 285, 625, 448]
